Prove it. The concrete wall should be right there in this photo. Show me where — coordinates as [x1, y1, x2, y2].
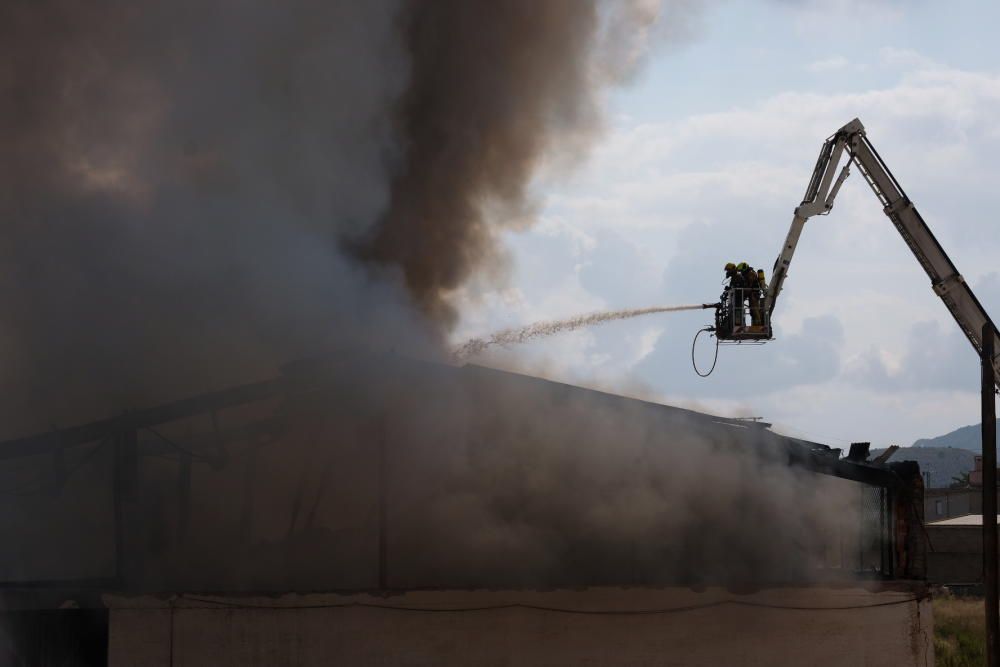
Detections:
[924, 489, 977, 522]
[927, 525, 984, 583]
[107, 586, 932, 667]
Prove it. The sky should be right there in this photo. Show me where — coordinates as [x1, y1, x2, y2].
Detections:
[453, 0, 1000, 450]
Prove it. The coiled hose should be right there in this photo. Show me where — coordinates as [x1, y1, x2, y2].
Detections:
[691, 327, 719, 377]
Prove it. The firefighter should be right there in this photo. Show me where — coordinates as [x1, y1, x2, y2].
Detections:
[722, 262, 745, 332]
[724, 262, 740, 288]
[755, 268, 767, 329]
[737, 262, 763, 327]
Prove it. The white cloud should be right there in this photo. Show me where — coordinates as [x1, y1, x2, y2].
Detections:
[785, 0, 905, 34]
[459, 46, 1000, 443]
[879, 47, 938, 71]
[806, 55, 850, 73]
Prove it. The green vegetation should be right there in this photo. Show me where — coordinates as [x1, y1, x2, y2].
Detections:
[935, 595, 986, 666]
[951, 471, 971, 489]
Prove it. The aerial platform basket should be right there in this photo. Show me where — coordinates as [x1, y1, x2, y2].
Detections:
[714, 287, 772, 343]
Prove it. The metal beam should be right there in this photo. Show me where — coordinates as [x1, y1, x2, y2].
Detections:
[0, 377, 293, 461]
[983, 323, 999, 666]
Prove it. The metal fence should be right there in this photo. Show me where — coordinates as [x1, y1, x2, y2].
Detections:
[858, 483, 894, 578]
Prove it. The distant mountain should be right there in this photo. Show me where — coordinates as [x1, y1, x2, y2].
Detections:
[869, 420, 1000, 488]
[912, 419, 1000, 452]
[871, 446, 976, 489]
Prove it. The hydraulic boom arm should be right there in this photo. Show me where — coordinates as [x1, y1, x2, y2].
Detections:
[764, 118, 1000, 381]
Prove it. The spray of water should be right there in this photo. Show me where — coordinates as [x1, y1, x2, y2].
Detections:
[455, 303, 711, 358]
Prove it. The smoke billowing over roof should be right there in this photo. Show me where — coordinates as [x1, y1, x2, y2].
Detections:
[0, 0, 657, 437]
[0, 0, 897, 604]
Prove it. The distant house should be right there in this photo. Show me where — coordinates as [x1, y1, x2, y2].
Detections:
[969, 455, 1000, 486]
[926, 488, 980, 521]
[923, 453, 1000, 585]
[925, 455, 1000, 521]
[927, 514, 1000, 585]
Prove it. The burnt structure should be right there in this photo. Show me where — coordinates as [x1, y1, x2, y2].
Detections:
[0, 356, 927, 664]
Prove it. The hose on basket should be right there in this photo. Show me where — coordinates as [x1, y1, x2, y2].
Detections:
[692, 327, 719, 377]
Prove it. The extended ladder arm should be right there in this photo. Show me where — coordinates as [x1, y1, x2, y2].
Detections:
[764, 117, 1000, 381]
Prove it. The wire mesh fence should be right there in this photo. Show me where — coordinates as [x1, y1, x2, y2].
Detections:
[858, 483, 894, 577]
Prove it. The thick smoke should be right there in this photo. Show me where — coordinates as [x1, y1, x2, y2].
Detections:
[355, 1, 605, 325]
[0, 1, 412, 435]
[0, 358, 861, 591]
[0, 0, 872, 602]
[0, 1, 655, 438]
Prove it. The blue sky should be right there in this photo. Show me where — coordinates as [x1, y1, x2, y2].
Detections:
[621, 1, 1000, 123]
[454, 0, 1000, 449]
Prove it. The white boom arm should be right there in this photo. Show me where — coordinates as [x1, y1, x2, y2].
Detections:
[764, 118, 1000, 381]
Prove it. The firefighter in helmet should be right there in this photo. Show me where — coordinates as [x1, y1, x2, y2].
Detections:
[724, 262, 740, 288]
[736, 262, 763, 327]
[721, 262, 742, 333]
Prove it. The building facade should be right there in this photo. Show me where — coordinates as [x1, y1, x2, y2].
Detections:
[0, 357, 931, 665]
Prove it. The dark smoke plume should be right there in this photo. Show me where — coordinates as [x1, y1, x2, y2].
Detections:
[0, 1, 653, 437]
[357, 1, 603, 325]
[0, 2, 873, 604]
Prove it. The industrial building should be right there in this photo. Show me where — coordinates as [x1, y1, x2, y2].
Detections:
[0, 356, 931, 665]
[926, 487, 980, 522]
[926, 514, 994, 585]
[922, 452, 1000, 585]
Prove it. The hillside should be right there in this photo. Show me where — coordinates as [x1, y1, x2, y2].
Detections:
[872, 419, 1000, 488]
[912, 419, 1000, 452]
[872, 446, 976, 489]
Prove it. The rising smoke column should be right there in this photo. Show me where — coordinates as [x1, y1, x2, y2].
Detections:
[357, 0, 659, 326]
[0, 1, 656, 437]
